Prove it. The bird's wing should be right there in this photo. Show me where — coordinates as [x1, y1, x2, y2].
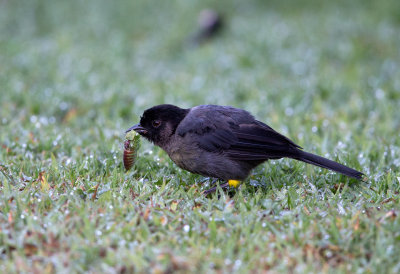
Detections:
[176, 105, 240, 151]
[227, 121, 302, 160]
[176, 105, 301, 160]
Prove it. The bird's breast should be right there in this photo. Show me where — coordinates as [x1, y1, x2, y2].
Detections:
[168, 146, 198, 172]
[163, 135, 198, 170]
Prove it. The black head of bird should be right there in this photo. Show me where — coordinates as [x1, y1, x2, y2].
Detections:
[126, 104, 189, 148]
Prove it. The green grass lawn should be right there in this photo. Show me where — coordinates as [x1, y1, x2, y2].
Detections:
[1, 0, 400, 272]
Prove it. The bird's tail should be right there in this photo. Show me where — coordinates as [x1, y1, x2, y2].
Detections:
[292, 150, 364, 180]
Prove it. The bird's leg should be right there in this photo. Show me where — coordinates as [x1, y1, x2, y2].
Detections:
[202, 180, 242, 196]
[202, 181, 229, 195]
[199, 177, 218, 188]
[209, 178, 219, 187]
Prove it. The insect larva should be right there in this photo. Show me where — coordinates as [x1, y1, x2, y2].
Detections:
[123, 131, 140, 170]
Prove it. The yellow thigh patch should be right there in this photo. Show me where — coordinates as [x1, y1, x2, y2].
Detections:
[228, 180, 241, 188]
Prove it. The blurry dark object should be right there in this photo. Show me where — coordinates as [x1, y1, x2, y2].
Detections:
[189, 9, 223, 46]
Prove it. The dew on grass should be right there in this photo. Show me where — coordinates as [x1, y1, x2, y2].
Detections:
[59, 102, 69, 111]
[183, 225, 190, 233]
[39, 116, 49, 125]
[386, 245, 394, 255]
[30, 115, 38, 123]
[234, 260, 242, 269]
[285, 107, 294, 116]
[319, 211, 328, 218]
[337, 200, 346, 215]
[26, 151, 34, 159]
[375, 88, 385, 100]
[337, 141, 346, 149]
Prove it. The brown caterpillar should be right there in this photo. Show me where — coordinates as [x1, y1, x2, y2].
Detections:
[123, 131, 140, 170]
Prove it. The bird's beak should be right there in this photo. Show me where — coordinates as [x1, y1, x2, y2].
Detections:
[125, 123, 148, 135]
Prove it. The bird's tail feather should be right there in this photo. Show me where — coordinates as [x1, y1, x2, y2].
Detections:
[293, 150, 363, 180]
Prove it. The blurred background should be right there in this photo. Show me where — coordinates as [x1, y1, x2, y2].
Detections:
[1, 0, 400, 172]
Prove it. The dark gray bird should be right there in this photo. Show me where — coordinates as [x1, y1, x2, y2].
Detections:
[189, 9, 223, 46]
[126, 104, 363, 190]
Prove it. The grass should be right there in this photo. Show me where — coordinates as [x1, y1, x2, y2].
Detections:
[1, 0, 400, 272]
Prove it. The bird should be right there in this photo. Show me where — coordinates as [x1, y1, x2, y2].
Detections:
[188, 9, 224, 46]
[126, 104, 363, 193]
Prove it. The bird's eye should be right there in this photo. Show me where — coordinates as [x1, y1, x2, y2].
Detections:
[152, 120, 161, 128]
